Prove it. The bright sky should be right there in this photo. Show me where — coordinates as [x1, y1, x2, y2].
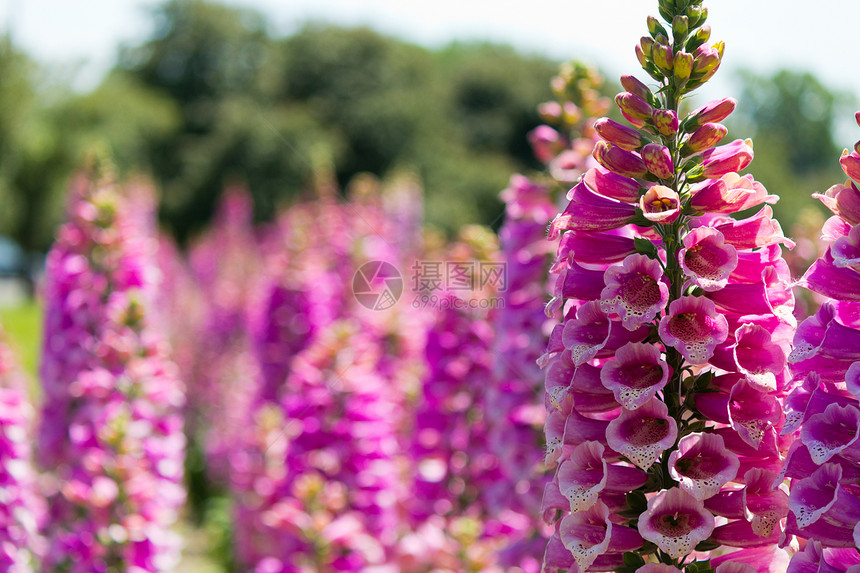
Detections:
[4, 0, 859, 140]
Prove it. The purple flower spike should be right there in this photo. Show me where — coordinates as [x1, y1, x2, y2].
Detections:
[668, 433, 740, 500]
[559, 502, 613, 572]
[638, 488, 715, 559]
[600, 254, 669, 330]
[600, 342, 670, 410]
[562, 301, 612, 366]
[800, 402, 860, 464]
[641, 143, 675, 180]
[679, 227, 738, 291]
[606, 398, 678, 469]
[659, 296, 729, 364]
[733, 324, 787, 393]
[640, 185, 682, 224]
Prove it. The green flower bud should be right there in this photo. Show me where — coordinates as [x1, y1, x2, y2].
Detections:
[653, 44, 674, 73]
[641, 36, 655, 58]
[672, 15, 689, 39]
[647, 15, 669, 39]
[673, 51, 694, 84]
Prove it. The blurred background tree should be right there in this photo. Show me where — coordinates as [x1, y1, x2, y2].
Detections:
[0, 0, 855, 252]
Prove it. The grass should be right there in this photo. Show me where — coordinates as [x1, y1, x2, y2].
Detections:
[0, 299, 42, 398]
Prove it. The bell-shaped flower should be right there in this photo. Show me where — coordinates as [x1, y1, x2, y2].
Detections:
[689, 173, 778, 215]
[788, 463, 848, 530]
[558, 258, 607, 302]
[562, 301, 612, 367]
[742, 468, 789, 538]
[701, 139, 754, 179]
[679, 227, 738, 291]
[583, 166, 642, 203]
[712, 206, 795, 250]
[599, 254, 669, 330]
[606, 398, 678, 469]
[668, 432, 740, 500]
[831, 223, 860, 272]
[641, 144, 675, 180]
[711, 546, 791, 573]
[550, 181, 636, 235]
[560, 231, 636, 265]
[640, 185, 681, 224]
[600, 342, 670, 410]
[658, 295, 729, 364]
[801, 250, 860, 303]
[800, 402, 860, 464]
[637, 487, 715, 559]
[842, 149, 860, 182]
[593, 141, 648, 178]
[847, 362, 860, 398]
[733, 324, 787, 393]
[814, 181, 860, 226]
[728, 380, 783, 449]
[557, 441, 648, 512]
[558, 502, 612, 571]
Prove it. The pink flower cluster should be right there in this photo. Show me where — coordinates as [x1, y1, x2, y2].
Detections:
[0, 329, 43, 571]
[782, 111, 860, 570]
[541, 2, 795, 570]
[37, 169, 186, 572]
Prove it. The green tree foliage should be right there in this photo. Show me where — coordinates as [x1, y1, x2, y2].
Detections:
[733, 69, 853, 228]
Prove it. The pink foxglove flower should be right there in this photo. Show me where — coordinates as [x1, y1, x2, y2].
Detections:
[638, 488, 715, 559]
[600, 254, 669, 330]
[540, 2, 795, 570]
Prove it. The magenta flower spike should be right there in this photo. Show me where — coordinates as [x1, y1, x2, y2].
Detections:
[659, 295, 728, 364]
[600, 253, 669, 330]
[540, 3, 796, 569]
[600, 342, 670, 410]
[679, 227, 738, 291]
[638, 488, 715, 559]
[606, 398, 678, 469]
[668, 432, 740, 500]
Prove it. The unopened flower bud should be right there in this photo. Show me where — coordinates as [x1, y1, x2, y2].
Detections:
[856, 111, 860, 128]
[683, 123, 727, 153]
[693, 44, 721, 75]
[686, 5, 704, 26]
[593, 141, 649, 178]
[653, 109, 679, 136]
[673, 15, 689, 38]
[653, 44, 674, 73]
[647, 15, 669, 39]
[562, 102, 582, 125]
[616, 92, 654, 122]
[621, 75, 654, 104]
[594, 118, 647, 151]
[635, 44, 649, 69]
[841, 150, 860, 182]
[538, 102, 562, 123]
[685, 97, 737, 129]
[674, 51, 694, 83]
[640, 36, 655, 58]
[641, 143, 675, 180]
[686, 25, 711, 52]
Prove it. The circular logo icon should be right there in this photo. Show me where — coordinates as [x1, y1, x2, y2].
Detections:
[352, 261, 403, 311]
